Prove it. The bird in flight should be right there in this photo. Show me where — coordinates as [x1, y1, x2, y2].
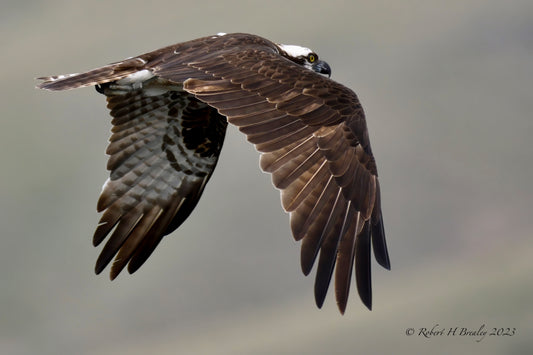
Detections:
[37, 33, 390, 314]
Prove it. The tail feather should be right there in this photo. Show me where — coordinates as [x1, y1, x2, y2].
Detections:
[36, 57, 148, 91]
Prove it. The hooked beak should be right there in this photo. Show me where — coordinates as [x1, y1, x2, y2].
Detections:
[312, 60, 331, 78]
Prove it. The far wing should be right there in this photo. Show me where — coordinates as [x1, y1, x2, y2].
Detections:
[93, 88, 227, 279]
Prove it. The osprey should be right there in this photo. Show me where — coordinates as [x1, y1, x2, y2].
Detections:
[37, 33, 390, 314]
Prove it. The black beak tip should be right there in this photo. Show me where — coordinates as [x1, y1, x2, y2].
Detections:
[313, 60, 331, 78]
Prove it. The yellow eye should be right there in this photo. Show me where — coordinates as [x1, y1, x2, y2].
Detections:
[308, 54, 316, 63]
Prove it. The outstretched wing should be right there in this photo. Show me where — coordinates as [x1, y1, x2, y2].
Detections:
[92, 88, 227, 279]
[37, 33, 389, 313]
[152, 43, 390, 313]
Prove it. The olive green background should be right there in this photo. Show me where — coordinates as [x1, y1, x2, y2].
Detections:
[2, 0, 532, 353]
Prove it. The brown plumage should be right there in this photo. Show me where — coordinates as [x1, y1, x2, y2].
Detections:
[37, 33, 390, 314]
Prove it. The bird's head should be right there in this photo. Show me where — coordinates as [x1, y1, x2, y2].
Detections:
[277, 44, 331, 77]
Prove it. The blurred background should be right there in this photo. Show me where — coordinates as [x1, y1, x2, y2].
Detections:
[1, 0, 532, 354]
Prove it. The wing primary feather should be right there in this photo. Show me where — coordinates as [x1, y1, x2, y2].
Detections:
[372, 214, 390, 270]
[93, 208, 122, 246]
[334, 208, 360, 314]
[370, 181, 391, 270]
[313, 191, 348, 308]
[281, 159, 329, 212]
[288, 169, 330, 240]
[298, 177, 338, 272]
[95, 209, 143, 275]
[355, 221, 372, 310]
[274, 148, 322, 190]
[127, 195, 188, 274]
[109, 206, 163, 279]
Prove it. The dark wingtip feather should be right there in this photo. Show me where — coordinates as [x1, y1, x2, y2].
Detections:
[301, 241, 319, 276]
[314, 250, 337, 309]
[95, 255, 109, 276]
[94, 261, 105, 275]
[127, 234, 163, 275]
[314, 286, 326, 309]
[93, 210, 121, 247]
[127, 252, 149, 275]
[109, 264, 122, 280]
[333, 207, 359, 315]
[125, 228, 165, 275]
[338, 305, 346, 315]
[356, 222, 373, 310]
[371, 180, 391, 270]
[371, 214, 391, 270]
[337, 287, 349, 314]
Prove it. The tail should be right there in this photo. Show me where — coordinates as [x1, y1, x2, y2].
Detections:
[36, 57, 148, 91]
